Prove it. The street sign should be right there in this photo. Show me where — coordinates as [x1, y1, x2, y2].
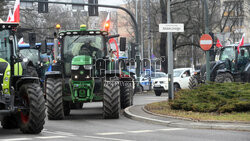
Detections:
[200, 34, 213, 51]
[159, 23, 184, 32]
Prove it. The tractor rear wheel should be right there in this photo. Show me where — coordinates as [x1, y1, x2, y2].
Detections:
[215, 73, 234, 83]
[19, 83, 45, 134]
[1, 114, 19, 129]
[46, 78, 64, 120]
[120, 82, 133, 109]
[103, 78, 120, 119]
[189, 75, 201, 89]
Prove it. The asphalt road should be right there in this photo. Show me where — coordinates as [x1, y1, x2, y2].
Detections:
[0, 92, 249, 141]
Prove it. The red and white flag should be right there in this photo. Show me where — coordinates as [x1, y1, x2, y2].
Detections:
[6, 8, 13, 22]
[10, 0, 20, 23]
[18, 38, 24, 44]
[103, 12, 111, 31]
[237, 33, 245, 54]
[216, 39, 223, 48]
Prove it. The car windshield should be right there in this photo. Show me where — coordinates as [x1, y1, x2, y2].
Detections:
[220, 47, 236, 61]
[63, 35, 104, 59]
[173, 70, 184, 77]
[151, 72, 167, 79]
[20, 49, 39, 65]
[0, 30, 11, 62]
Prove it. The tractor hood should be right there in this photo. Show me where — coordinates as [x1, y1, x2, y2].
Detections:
[72, 55, 92, 65]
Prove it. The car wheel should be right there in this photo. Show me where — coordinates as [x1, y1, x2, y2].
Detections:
[174, 83, 181, 92]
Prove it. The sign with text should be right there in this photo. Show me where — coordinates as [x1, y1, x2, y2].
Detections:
[159, 23, 184, 32]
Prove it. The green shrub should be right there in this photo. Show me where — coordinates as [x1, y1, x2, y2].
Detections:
[169, 83, 250, 113]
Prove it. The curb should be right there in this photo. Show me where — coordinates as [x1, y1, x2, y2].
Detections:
[142, 106, 250, 124]
[124, 106, 250, 132]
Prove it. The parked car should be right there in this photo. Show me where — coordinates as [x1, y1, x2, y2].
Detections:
[153, 68, 194, 96]
[139, 71, 168, 91]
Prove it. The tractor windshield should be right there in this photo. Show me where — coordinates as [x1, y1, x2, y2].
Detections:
[64, 35, 104, 59]
[0, 30, 11, 62]
[20, 49, 39, 65]
[220, 47, 236, 61]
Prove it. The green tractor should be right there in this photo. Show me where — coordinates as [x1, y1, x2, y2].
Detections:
[189, 44, 250, 88]
[43, 25, 134, 119]
[0, 22, 45, 133]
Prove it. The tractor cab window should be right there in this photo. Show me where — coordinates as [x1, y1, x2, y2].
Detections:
[0, 30, 11, 62]
[19, 49, 40, 65]
[220, 47, 235, 61]
[237, 48, 249, 71]
[64, 35, 104, 59]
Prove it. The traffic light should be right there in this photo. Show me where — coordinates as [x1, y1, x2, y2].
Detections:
[38, 0, 48, 13]
[88, 0, 98, 16]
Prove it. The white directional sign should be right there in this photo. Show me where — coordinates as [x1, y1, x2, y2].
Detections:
[159, 23, 184, 32]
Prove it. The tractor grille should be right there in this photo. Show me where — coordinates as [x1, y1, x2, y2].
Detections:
[0, 62, 8, 92]
[71, 65, 92, 81]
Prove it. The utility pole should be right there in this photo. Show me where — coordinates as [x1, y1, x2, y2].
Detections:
[167, 0, 174, 100]
[147, 0, 151, 90]
[140, 0, 144, 69]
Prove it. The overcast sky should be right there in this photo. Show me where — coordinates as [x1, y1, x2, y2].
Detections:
[98, 0, 125, 5]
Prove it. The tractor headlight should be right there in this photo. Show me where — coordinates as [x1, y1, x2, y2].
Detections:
[5, 77, 8, 82]
[6, 71, 10, 76]
[84, 65, 92, 70]
[23, 58, 28, 62]
[71, 65, 80, 70]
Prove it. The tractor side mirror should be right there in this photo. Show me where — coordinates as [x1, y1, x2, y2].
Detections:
[41, 40, 47, 54]
[120, 37, 126, 51]
[28, 33, 36, 48]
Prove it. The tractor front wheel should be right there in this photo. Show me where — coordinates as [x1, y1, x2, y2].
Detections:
[46, 78, 64, 120]
[215, 73, 234, 83]
[19, 83, 45, 134]
[189, 74, 201, 89]
[103, 78, 120, 119]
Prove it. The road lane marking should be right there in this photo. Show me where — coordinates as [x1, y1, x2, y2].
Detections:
[35, 136, 67, 139]
[0, 138, 32, 141]
[84, 136, 135, 141]
[96, 128, 185, 136]
[157, 128, 185, 131]
[97, 132, 125, 135]
[128, 130, 154, 133]
[42, 129, 75, 137]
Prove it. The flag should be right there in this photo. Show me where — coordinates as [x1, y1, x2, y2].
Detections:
[18, 38, 24, 44]
[216, 39, 223, 48]
[10, 0, 20, 22]
[6, 8, 13, 22]
[237, 33, 245, 54]
[103, 12, 110, 31]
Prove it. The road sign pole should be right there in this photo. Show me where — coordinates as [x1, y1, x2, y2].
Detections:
[204, 0, 210, 82]
[167, 0, 174, 100]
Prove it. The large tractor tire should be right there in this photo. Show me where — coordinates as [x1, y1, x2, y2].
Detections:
[19, 83, 45, 134]
[120, 82, 133, 109]
[215, 73, 234, 83]
[1, 114, 19, 129]
[46, 78, 64, 120]
[189, 75, 201, 89]
[103, 78, 120, 119]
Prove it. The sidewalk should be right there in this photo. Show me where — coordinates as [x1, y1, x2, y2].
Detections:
[124, 105, 250, 132]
